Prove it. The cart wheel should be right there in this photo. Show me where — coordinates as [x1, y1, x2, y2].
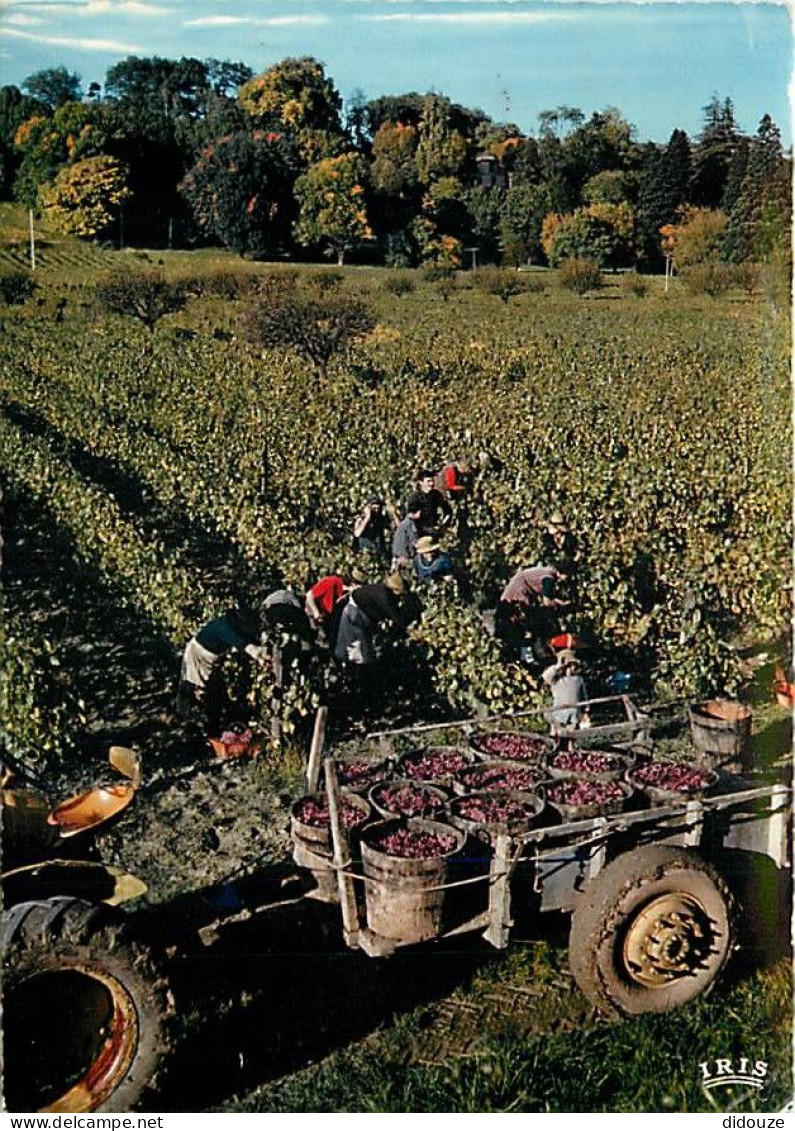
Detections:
[568, 846, 734, 1018]
[3, 897, 172, 1112]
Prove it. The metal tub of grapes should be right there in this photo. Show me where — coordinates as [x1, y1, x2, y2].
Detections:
[279, 698, 791, 1017]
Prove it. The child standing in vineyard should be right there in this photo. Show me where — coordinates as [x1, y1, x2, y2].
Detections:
[542, 649, 590, 736]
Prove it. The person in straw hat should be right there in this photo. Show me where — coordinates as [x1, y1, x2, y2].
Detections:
[413, 536, 454, 585]
[541, 510, 579, 569]
[334, 573, 411, 707]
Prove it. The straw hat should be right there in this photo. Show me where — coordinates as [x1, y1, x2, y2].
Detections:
[546, 510, 569, 532]
[557, 648, 578, 666]
[385, 572, 406, 595]
[415, 536, 440, 555]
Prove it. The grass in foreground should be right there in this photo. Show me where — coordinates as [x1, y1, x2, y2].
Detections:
[226, 949, 792, 1113]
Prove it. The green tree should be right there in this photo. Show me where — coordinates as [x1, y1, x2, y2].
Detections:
[543, 201, 635, 268]
[42, 154, 131, 237]
[723, 115, 790, 264]
[0, 85, 45, 197]
[415, 95, 469, 184]
[507, 134, 541, 186]
[499, 181, 554, 264]
[636, 129, 692, 264]
[721, 137, 749, 215]
[465, 187, 504, 263]
[538, 105, 584, 139]
[239, 57, 344, 165]
[583, 169, 631, 205]
[22, 67, 82, 110]
[295, 151, 372, 264]
[562, 108, 638, 193]
[180, 129, 298, 257]
[690, 95, 740, 208]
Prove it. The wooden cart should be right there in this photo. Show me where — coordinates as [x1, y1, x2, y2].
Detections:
[297, 702, 791, 1018]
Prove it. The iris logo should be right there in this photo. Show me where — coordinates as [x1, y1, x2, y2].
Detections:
[699, 1058, 768, 1091]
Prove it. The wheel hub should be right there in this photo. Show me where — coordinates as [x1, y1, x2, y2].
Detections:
[623, 893, 714, 987]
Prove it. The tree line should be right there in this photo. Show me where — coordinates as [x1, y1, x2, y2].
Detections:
[0, 56, 790, 271]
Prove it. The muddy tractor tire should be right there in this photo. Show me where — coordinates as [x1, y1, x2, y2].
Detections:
[568, 846, 735, 1018]
[2, 897, 172, 1113]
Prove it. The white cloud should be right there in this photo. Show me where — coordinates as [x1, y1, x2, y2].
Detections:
[3, 0, 170, 15]
[84, 1, 171, 14]
[182, 15, 249, 27]
[0, 25, 143, 50]
[359, 10, 579, 23]
[184, 13, 330, 28]
[3, 11, 45, 24]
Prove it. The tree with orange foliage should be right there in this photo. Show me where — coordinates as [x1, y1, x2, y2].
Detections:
[295, 152, 373, 265]
[660, 206, 728, 267]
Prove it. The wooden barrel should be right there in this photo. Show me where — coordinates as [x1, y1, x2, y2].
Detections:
[688, 699, 752, 773]
[360, 817, 465, 943]
[291, 791, 371, 904]
[446, 790, 545, 844]
[545, 779, 633, 822]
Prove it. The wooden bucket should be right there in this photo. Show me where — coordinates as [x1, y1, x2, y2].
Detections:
[290, 791, 370, 904]
[360, 817, 465, 943]
[688, 699, 752, 773]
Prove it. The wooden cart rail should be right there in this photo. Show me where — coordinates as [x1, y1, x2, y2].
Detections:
[365, 694, 648, 744]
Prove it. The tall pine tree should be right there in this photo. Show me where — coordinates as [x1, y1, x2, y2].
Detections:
[690, 95, 739, 208]
[723, 115, 789, 263]
[636, 129, 691, 264]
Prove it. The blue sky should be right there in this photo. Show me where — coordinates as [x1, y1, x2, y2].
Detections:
[1, 0, 791, 145]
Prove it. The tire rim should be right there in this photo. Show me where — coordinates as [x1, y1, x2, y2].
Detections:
[622, 893, 718, 988]
[7, 966, 139, 1113]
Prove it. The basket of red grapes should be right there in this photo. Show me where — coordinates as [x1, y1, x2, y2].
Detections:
[369, 779, 449, 820]
[291, 791, 372, 848]
[447, 791, 545, 839]
[469, 730, 552, 765]
[398, 746, 474, 786]
[452, 761, 548, 797]
[362, 819, 464, 862]
[547, 746, 633, 782]
[546, 778, 633, 821]
[331, 755, 392, 793]
[627, 760, 718, 804]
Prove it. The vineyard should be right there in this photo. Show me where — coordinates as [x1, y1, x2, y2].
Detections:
[2, 221, 791, 776]
[1, 212, 792, 1112]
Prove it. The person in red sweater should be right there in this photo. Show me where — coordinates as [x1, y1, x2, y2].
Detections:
[437, 459, 472, 498]
[304, 571, 365, 648]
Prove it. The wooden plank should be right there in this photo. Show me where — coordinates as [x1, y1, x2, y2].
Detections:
[367, 695, 642, 741]
[305, 706, 328, 794]
[325, 756, 360, 947]
[270, 644, 283, 749]
[483, 834, 512, 949]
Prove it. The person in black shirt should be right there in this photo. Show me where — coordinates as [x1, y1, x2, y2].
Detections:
[412, 469, 451, 537]
[352, 495, 394, 559]
[334, 574, 410, 714]
[350, 576, 409, 632]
